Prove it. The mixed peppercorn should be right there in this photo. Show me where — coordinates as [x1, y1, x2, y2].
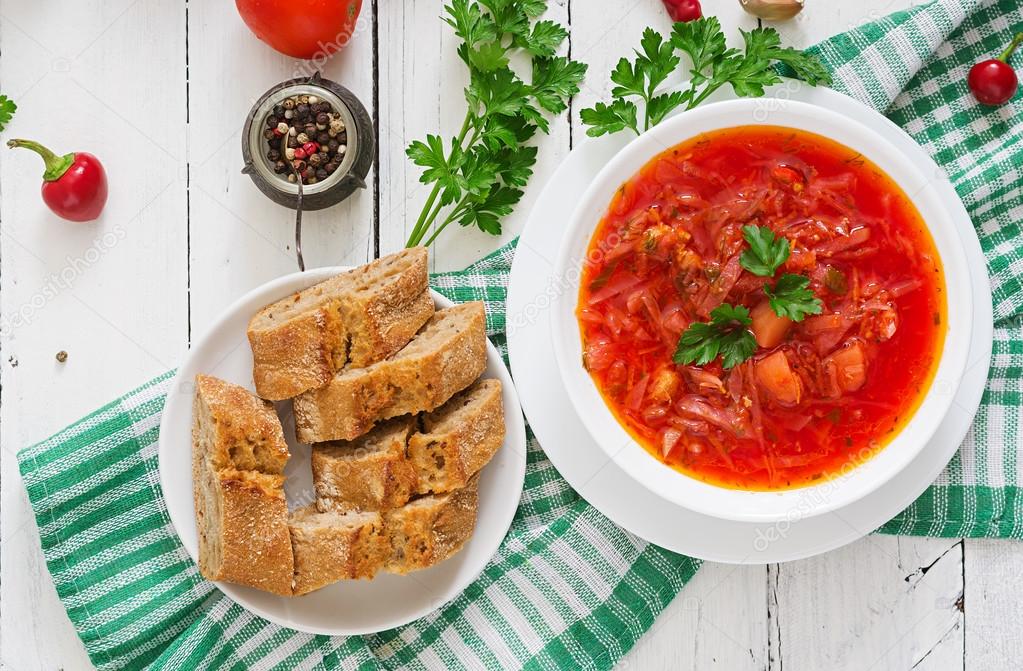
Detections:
[262, 93, 348, 184]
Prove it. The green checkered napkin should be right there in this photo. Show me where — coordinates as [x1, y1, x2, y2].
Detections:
[17, 1, 1023, 668]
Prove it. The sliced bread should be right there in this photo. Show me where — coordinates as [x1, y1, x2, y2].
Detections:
[312, 417, 419, 513]
[192, 375, 294, 596]
[383, 475, 480, 575]
[293, 302, 488, 444]
[409, 379, 504, 495]
[248, 248, 432, 400]
[289, 506, 389, 595]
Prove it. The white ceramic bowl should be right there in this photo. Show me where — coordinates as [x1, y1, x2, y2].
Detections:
[158, 269, 527, 635]
[550, 98, 971, 523]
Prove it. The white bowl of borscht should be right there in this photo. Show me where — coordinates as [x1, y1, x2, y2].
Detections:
[551, 98, 972, 523]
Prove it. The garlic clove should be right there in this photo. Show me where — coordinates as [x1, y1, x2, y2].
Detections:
[740, 0, 804, 21]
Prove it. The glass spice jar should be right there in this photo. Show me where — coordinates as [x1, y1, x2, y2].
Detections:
[241, 72, 373, 210]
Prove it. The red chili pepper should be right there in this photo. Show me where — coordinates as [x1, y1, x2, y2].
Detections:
[302, 141, 319, 156]
[662, 0, 701, 22]
[7, 139, 108, 222]
[968, 33, 1022, 106]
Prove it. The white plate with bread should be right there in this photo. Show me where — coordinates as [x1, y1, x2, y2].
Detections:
[158, 249, 526, 635]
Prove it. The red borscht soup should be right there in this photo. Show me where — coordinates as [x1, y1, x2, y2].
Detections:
[577, 126, 946, 490]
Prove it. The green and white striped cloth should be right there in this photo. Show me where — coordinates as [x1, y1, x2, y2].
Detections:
[17, 0, 1023, 668]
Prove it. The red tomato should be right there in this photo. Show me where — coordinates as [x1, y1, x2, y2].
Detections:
[236, 0, 363, 59]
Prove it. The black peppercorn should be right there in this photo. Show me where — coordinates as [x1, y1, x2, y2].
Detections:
[316, 168, 329, 180]
[267, 148, 281, 161]
[317, 132, 330, 145]
[328, 139, 340, 153]
[315, 112, 329, 125]
[262, 128, 276, 141]
[302, 123, 317, 136]
[303, 166, 316, 180]
[273, 160, 287, 174]
[273, 104, 285, 117]
[324, 161, 338, 174]
[267, 116, 280, 128]
[296, 103, 310, 116]
[287, 137, 299, 149]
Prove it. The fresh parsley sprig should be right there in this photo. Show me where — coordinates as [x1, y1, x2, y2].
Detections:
[739, 224, 823, 322]
[739, 224, 790, 277]
[674, 303, 757, 370]
[0, 95, 16, 132]
[405, 0, 586, 248]
[580, 18, 831, 137]
[764, 273, 823, 321]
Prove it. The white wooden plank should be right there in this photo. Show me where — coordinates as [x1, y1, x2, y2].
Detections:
[186, 0, 376, 336]
[376, 0, 571, 273]
[619, 563, 768, 670]
[964, 539, 1023, 669]
[0, 0, 188, 669]
[769, 536, 964, 670]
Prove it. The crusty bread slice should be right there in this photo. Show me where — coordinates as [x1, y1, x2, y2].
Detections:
[289, 506, 388, 595]
[340, 251, 434, 368]
[192, 375, 293, 595]
[312, 417, 419, 513]
[247, 248, 432, 400]
[383, 475, 480, 575]
[409, 379, 504, 495]
[293, 302, 488, 444]
[247, 275, 348, 402]
[193, 374, 290, 475]
[196, 468, 294, 596]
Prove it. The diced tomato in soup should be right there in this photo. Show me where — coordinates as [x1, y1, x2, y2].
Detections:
[577, 127, 945, 490]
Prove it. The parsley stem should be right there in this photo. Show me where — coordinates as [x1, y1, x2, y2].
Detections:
[686, 82, 721, 110]
[422, 204, 465, 247]
[408, 183, 443, 247]
[406, 112, 475, 247]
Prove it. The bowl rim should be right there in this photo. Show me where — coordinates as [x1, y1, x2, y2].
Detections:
[550, 97, 973, 523]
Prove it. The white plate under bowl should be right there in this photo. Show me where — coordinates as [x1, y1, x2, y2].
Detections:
[158, 270, 527, 635]
[549, 98, 972, 524]
[508, 83, 992, 563]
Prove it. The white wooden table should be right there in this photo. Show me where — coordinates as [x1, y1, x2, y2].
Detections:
[2, 1, 1020, 669]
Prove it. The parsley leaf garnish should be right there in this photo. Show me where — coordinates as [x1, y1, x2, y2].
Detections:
[674, 304, 757, 369]
[740, 224, 790, 277]
[580, 18, 831, 136]
[406, 0, 586, 248]
[764, 274, 823, 321]
[579, 99, 639, 137]
[0, 95, 16, 132]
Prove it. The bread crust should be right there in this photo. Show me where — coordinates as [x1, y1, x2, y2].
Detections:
[383, 476, 480, 575]
[342, 252, 433, 367]
[293, 302, 488, 444]
[312, 417, 419, 513]
[248, 248, 431, 401]
[192, 375, 294, 596]
[409, 379, 504, 495]
[289, 507, 389, 595]
[248, 277, 348, 401]
[204, 469, 294, 596]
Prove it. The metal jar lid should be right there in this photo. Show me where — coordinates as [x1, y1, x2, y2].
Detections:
[241, 72, 374, 211]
